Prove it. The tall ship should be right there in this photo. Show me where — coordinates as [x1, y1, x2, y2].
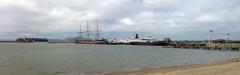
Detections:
[75, 20, 108, 44]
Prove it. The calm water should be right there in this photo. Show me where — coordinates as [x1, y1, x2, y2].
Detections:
[0, 43, 240, 75]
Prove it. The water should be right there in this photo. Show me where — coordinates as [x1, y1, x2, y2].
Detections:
[0, 43, 240, 75]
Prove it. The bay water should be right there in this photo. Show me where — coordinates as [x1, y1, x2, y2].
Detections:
[0, 43, 240, 75]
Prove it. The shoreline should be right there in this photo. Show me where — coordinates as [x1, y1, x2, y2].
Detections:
[101, 58, 240, 75]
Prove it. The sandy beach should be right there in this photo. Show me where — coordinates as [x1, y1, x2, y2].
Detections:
[102, 58, 240, 75]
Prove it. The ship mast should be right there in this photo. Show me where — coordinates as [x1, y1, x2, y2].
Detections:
[86, 21, 90, 39]
[79, 23, 82, 38]
[96, 19, 100, 40]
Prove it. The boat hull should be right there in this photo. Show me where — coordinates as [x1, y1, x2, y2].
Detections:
[76, 39, 108, 44]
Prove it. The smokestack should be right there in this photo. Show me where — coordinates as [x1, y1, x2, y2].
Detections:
[135, 34, 139, 39]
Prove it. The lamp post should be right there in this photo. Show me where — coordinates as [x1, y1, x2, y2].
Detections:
[226, 33, 230, 50]
[226, 33, 230, 43]
[209, 30, 214, 44]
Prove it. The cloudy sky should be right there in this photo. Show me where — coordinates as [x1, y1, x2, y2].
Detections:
[0, 0, 240, 40]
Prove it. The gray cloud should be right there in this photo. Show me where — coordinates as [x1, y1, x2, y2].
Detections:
[0, 0, 240, 39]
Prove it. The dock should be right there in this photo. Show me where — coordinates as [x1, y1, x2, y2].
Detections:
[207, 43, 240, 51]
[163, 41, 240, 51]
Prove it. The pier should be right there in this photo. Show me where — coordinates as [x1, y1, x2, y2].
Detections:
[163, 41, 240, 51]
[207, 43, 240, 51]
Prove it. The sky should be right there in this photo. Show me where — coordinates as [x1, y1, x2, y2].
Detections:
[0, 0, 240, 40]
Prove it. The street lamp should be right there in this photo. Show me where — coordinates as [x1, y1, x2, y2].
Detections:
[226, 33, 230, 43]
